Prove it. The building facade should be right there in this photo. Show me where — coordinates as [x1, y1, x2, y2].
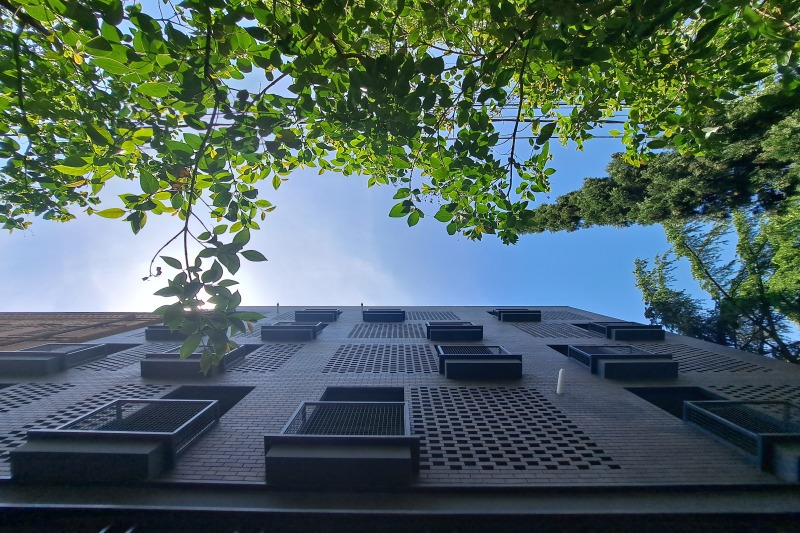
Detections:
[0, 306, 799, 531]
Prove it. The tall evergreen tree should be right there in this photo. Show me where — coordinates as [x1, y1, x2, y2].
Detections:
[522, 89, 800, 233]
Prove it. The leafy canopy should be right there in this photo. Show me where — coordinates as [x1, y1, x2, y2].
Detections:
[1, 0, 798, 366]
[521, 88, 800, 234]
[635, 205, 800, 363]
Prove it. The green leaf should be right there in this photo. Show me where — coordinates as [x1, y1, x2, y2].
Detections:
[434, 207, 453, 222]
[233, 228, 250, 245]
[407, 210, 420, 227]
[420, 55, 444, 76]
[138, 82, 171, 97]
[54, 164, 90, 176]
[92, 57, 131, 75]
[241, 249, 267, 262]
[161, 256, 183, 269]
[536, 122, 557, 146]
[87, 124, 114, 147]
[201, 260, 224, 283]
[95, 208, 125, 219]
[389, 201, 412, 217]
[180, 333, 203, 359]
[140, 171, 159, 194]
[218, 253, 241, 274]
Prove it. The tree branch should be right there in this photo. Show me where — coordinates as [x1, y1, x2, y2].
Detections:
[507, 41, 530, 197]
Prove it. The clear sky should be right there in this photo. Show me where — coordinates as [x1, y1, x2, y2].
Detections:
[0, 133, 702, 321]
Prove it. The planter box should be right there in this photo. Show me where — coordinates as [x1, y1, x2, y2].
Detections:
[684, 400, 800, 481]
[567, 345, 672, 374]
[444, 358, 522, 380]
[0, 343, 131, 377]
[140, 346, 247, 379]
[587, 321, 665, 341]
[362, 309, 406, 322]
[11, 399, 219, 482]
[489, 308, 542, 322]
[426, 322, 483, 341]
[145, 325, 189, 341]
[295, 308, 341, 322]
[261, 322, 326, 341]
[435, 345, 518, 374]
[264, 401, 419, 488]
[597, 358, 678, 380]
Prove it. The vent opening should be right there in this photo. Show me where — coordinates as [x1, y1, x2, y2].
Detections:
[627, 386, 722, 419]
[320, 386, 405, 402]
[163, 385, 254, 416]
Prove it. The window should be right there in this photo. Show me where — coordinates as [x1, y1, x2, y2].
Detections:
[425, 321, 483, 341]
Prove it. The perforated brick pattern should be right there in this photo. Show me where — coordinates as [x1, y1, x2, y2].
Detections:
[633, 344, 773, 373]
[0, 383, 76, 413]
[0, 383, 172, 465]
[272, 312, 296, 322]
[406, 311, 460, 321]
[228, 344, 302, 373]
[410, 387, 621, 472]
[710, 384, 800, 402]
[348, 323, 425, 339]
[541, 311, 590, 320]
[323, 344, 438, 373]
[76, 343, 180, 371]
[513, 323, 603, 338]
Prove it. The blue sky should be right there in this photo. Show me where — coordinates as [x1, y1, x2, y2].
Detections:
[0, 133, 700, 321]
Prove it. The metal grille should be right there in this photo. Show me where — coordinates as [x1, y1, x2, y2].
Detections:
[514, 323, 603, 338]
[77, 343, 180, 371]
[323, 344, 437, 373]
[348, 323, 425, 338]
[685, 405, 760, 455]
[688, 401, 800, 434]
[437, 345, 508, 355]
[58, 399, 218, 455]
[406, 311, 460, 321]
[63, 400, 211, 433]
[634, 344, 772, 373]
[686, 401, 800, 457]
[283, 402, 406, 436]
